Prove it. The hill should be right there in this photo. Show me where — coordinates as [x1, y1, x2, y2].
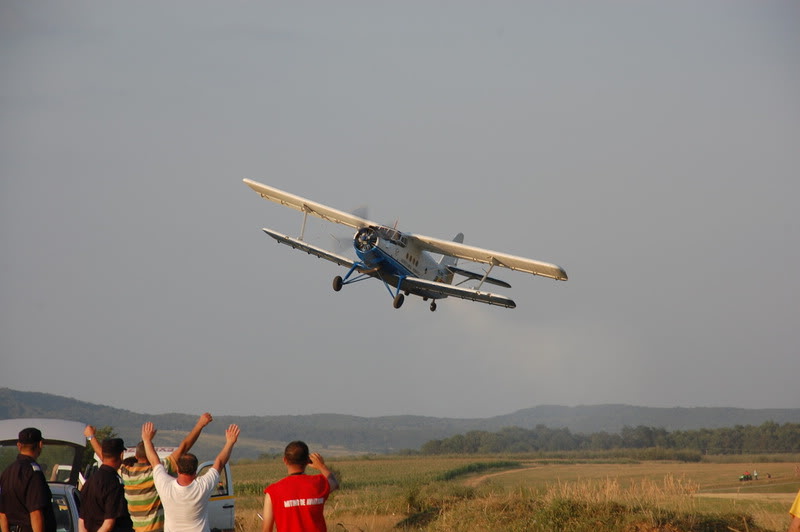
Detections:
[2, 388, 799, 459]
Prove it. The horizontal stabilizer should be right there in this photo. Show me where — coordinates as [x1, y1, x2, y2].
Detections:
[447, 266, 512, 288]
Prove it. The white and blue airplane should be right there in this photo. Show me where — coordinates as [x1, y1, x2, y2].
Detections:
[244, 179, 568, 311]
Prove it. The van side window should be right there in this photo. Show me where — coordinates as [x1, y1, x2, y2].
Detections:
[198, 464, 229, 496]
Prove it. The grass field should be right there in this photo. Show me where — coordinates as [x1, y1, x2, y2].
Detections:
[231, 455, 800, 531]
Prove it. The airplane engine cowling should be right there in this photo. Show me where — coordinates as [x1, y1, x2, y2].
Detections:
[354, 227, 379, 252]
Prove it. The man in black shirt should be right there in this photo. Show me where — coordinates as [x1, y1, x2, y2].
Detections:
[0, 427, 57, 532]
[79, 438, 133, 532]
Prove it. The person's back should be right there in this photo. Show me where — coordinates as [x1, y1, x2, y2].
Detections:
[141, 422, 239, 532]
[152, 469, 219, 532]
[262, 441, 338, 532]
[264, 474, 330, 531]
[79, 438, 133, 532]
[0, 428, 57, 532]
[119, 459, 175, 532]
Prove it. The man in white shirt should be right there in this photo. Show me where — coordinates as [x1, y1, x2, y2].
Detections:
[140, 422, 239, 532]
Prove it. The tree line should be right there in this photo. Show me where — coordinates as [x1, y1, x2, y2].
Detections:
[420, 421, 800, 455]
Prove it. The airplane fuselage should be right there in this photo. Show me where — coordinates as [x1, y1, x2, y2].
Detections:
[353, 226, 454, 294]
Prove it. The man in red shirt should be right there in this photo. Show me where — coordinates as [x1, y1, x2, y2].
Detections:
[262, 441, 338, 532]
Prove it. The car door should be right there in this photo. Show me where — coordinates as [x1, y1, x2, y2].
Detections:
[197, 461, 234, 532]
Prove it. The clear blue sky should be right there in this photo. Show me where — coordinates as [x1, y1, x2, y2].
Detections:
[2, 1, 798, 418]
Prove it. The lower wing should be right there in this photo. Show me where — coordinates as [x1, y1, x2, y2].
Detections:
[261, 228, 356, 269]
[400, 277, 516, 308]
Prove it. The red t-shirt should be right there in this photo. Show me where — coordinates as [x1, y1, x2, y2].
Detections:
[264, 474, 331, 531]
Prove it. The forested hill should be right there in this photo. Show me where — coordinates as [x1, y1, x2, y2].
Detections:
[483, 404, 800, 434]
[2, 388, 799, 458]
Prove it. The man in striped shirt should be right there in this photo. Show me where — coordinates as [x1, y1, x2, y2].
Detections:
[85, 413, 213, 532]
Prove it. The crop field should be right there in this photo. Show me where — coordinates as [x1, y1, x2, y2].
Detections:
[231, 455, 800, 531]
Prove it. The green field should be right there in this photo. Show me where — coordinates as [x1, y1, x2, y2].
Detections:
[232, 456, 800, 531]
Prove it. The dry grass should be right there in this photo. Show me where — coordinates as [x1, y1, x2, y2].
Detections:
[231, 457, 800, 531]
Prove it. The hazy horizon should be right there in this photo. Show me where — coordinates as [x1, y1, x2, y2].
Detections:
[5, 386, 800, 420]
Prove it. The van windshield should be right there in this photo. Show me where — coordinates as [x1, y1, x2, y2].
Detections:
[0, 442, 84, 485]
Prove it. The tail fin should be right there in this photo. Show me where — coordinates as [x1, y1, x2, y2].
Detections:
[438, 233, 464, 267]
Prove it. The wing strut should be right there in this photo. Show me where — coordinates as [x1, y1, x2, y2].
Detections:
[476, 259, 499, 291]
[299, 206, 310, 240]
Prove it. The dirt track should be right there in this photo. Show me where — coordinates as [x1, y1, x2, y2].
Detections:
[464, 466, 535, 487]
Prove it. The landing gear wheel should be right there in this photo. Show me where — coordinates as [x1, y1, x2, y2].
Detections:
[332, 276, 343, 292]
[393, 293, 405, 309]
[430, 301, 437, 312]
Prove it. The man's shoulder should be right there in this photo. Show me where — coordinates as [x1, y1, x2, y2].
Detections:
[120, 462, 153, 475]
[82, 468, 106, 490]
[298, 473, 327, 482]
[194, 467, 220, 492]
[299, 473, 331, 492]
[199, 466, 220, 480]
[92, 465, 122, 484]
[11, 455, 41, 475]
[152, 462, 175, 482]
[2, 457, 47, 485]
[267, 473, 323, 490]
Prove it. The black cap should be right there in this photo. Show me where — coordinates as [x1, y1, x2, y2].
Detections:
[18, 427, 43, 445]
[102, 438, 126, 456]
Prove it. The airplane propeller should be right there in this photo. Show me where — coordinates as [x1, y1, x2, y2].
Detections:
[355, 227, 378, 252]
[329, 206, 369, 253]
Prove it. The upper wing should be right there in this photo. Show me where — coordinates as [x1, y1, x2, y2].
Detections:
[244, 179, 374, 229]
[410, 233, 568, 281]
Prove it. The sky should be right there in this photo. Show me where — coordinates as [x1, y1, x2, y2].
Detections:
[1, 2, 798, 420]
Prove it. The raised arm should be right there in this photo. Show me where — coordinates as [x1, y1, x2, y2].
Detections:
[170, 412, 213, 462]
[84, 425, 103, 458]
[140, 422, 160, 468]
[309, 453, 339, 491]
[212, 424, 240, 472]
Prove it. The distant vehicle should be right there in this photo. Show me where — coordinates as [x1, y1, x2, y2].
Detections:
[244, 179, 568, 311]
[0, 418, 86, 532]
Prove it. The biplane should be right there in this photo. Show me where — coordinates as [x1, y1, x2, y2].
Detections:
[244, 179, 567, 311]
